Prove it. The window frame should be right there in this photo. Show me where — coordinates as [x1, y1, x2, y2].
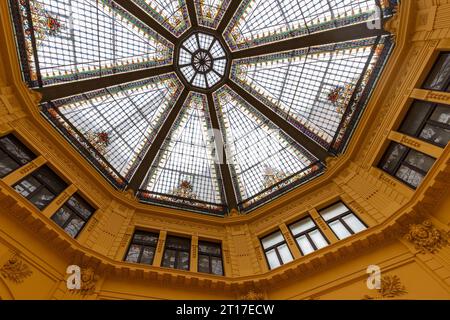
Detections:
[422, 52, 450, 92]
[162, 235, 191, 271]
[124, 230, 160, 265]
[0, 134, 36, 178]
[260, 231, 292, 270]
[288, 216, 329, 256]
[197, 240, 224, 276]
[319, 202, 368, 239]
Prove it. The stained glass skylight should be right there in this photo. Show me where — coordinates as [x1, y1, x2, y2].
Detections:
[9, 0, 397, 215]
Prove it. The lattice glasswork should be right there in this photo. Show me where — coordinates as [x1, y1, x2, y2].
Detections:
[132, 0, 191, 37]
[213, 86, 323, 211]
[194, 0, 231, 29]
[139, 92, 226, 215]
[231, 37, 391, 149]
[223, 0, 395, 51]
[41, 74, 184, 189]
[10, 0, 174, 87]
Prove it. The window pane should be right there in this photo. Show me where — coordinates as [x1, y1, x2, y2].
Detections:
[430, 105, 450, 125]
[277, 244, 293, 264]
[309, 230, 328, 249]
[404, 150, 435, 172]
[162, 249, 177, 268]
[66, 195, 94, 220]
[64, 217, 85, 238]
[133, 232, 159, 246]
[0, 150, 19, 177]
[29, 188, 55, 210]
[14, 177, 41, 197]
[289, 217, 316, 235]
[125, 244, 141, 263]
[261, 231, 285, 249]
[379, 143, 408, 174]
[140, 247, 155, 265]
[51, 206, 72, 227]
[342, 214, 367, 234]
[420, 124, 450, 147]
[396, 165, 424, 188]
[423, 53, 450, 91]
[329, 220, 352, 240]
[34, 166, 67, 194]
[0, 136, 35, 164]
[198, 255, 210, 273]
[297, 235, 315, 255]
[320, 202, 349, 221]
[198, 241, 221, 256]
[178, 251, 190, 270]
[210, 257, 223, 276]
[165, 236, 191, 251]
[265, 249, 281, 270]
[399, 101, 433, 137]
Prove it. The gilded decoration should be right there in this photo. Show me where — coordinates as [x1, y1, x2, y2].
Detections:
[0, 253, 33, 284]
[404, 220, 450, 254]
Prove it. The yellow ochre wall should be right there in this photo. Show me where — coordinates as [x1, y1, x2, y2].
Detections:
[0, 0, 450, 300]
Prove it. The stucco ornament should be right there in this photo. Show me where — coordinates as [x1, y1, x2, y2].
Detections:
[364, 275, 407, 300]
[0, 254, 33, 284]
[405, 220, 450, 254]
[69, 267, 99, 296]
[240, 289, 265, 300]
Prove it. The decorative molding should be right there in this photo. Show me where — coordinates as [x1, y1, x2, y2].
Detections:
[0, 253, 33, 284]
[404, 220, 450, 254]
[363, 275, 407, 300]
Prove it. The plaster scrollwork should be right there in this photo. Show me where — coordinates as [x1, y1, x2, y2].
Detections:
[0, 253, 33, 284]
[404, 220, 450, 254]
[363, 275, 407, 300]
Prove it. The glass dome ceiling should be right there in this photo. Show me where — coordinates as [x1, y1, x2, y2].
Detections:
[9, 0, 397, 216]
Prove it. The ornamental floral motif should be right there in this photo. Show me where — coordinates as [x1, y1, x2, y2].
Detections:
[69, 267, 99, 296]
[239, 290, 265, 300]
[85, 131, 111, 156]
[364, 275, 407, 300]
[0, 254, 33, 284]
[262, 165, 287, 189]
[172, 180, 197, 200]
[404, 220, 450, 254]
[326, 82, 356, 115]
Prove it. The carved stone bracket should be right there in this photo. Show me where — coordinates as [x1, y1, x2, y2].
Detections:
[0, 253, 33, 284]
[404, 220, 450, 254]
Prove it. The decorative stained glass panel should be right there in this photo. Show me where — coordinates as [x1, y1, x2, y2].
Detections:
[140, 92, 226, 214]
[41, 74, 183, 189]
[194, 0, 231, 29]
[231, 38, 387, 148]
[131, 0, 191, 36]
[223, 0, 387, 51]
[213, 86, 323, 210]
[10, 0, 173, 87]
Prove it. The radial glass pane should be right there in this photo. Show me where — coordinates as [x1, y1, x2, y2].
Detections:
[195, 0, 231, 29]
[41, 74, 183, 188]
[224, 0, 386, 51]
[214, 86, 321, 210]
[131, 0, 191, 36]
[141, 93, 226, 214]
[10, 0, 173, 87]
[231, 38, 385, 147]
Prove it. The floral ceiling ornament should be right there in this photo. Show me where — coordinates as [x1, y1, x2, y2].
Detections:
[404, 220, 450, 254]
[172, 180, 197, 200]
[69, 267, 99, 296]
[0, 253, 33, 284]
[85, 131, 111, 156]
[363, 275, 407, 300]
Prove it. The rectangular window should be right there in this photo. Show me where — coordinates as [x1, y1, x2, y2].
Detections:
[50, 193, 96, 238]
[261, 231, 293, 270]
[125, 231, 159, 265]
[0, 135, 36, 178]
[319, 202, 367, 240]
[399, 100, 450, 147]
[197, 241, 224, 276]
[422, 52, 450, 92]
[162, 236, 191, 271]
[13, 165, 68, 210]
[289, 217, 329, 256]
[379, 142, 436, 189]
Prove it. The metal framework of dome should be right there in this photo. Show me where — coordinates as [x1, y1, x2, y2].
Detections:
[9, 0, 397, 215]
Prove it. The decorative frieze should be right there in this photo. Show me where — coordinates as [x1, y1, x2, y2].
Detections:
[404, 220, 450, 254]
[0, 253, 32, 284]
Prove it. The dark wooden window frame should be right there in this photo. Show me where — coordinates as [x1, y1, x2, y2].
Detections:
[319, 202, 367, 238]
[422, 52, 450, 92]
[162, 235, 191, 271]
[260, 231, 291, 270]
[124, 230, 160, 265]
[197, 240, 224, 276]
[288, 216, 329, 256]
[0, 134, 36, 178]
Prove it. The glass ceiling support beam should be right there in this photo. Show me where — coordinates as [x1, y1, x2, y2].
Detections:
[227, 80, 330, 162]
[206, 93, 238, 212]
[217, 0, 244, 32]
[36, 65, 175, 102]
[186, 0, 198, 28]
[231, 21, 389, 60]
[127, 88, 190, 192]
[114, 0, 178, 44]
